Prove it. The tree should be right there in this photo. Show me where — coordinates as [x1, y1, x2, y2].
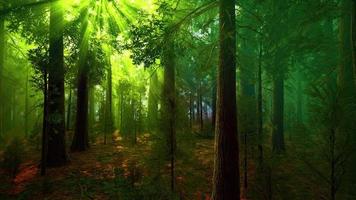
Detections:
[162, 38, 176, 192]
[71, 7, 90, 152]
[0, 14, 4, 138]
[46, 2, 67, 167]
[212, 0, 240, 199]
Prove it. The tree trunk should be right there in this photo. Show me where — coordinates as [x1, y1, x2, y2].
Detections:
[105, 63, 113, 141]
[25, 65, 29, 137]
[212, 72, 217, 133]
[199, 89, 203, 133]
[148, 72, 159, 131]
[71, 64, 89, 151]
[272, 75, 285, 153]
[41, 69, 48, 176]
[71, 9, 90, 152]
[162, 40, 176, 192]
[339, 0, 355, 92]
[66, 88, 72, 131]
[89, 87, 95, 132]
[212, 0, 240, 199]
[47, 2, 67, 167]
[0, 15, 5, 137]
[257, 40, 263, 165]
[353, 0, 356, 83]
[296, 70, 303, 125]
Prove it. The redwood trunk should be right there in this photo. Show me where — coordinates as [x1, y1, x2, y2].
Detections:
[212, 0, 240, 199]
[47, 3, 68, 167]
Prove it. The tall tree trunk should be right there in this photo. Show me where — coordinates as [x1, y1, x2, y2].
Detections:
[257, 40, 263, 165]
[272, 75, 285, 153]
[212, 72, 217, 133]
[71, 8, 90, 152]
[148, 71, 159, 131]
[296, 70, 303, 125]
[339, 0, 355, 92]
[199, 90, 203, 133]
[25, 65, 29, 137]
[162, 40, 176, 192]
[41, 69, 48, 176]
[341, 0, 356, 194]
[89, 87, 95, 132]
[47, 2, 67, 167]
[212, 0, 240, 199]
[66, 88, 72, 131]
[0, 15, 5, 137]
[353, 0, 356, 82]
[189, 92, 193, 129]
[71, 64, 89, 151]
[105, 63, 113, 141]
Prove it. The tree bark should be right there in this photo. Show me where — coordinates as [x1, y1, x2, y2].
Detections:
[339, 0, 355, 92]
[25, 65, 29, 137]
[148, 72, 159, 131]
[272, 75, 285, 153]
[0, 15, 5, 137]
[162, 39, 176, 192]
[105, 63, 113, 142]
[71, 8, 90, 152]
[41, 69, 48, 176]
[47, 2, 67, 167]
[66, 88, 72, 131]
[257, 40, 263, 165]
[212, 0, 240, 199]
[71, 63, 89, 151]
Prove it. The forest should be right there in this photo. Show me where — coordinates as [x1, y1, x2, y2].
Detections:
[0, 0, 356, 199]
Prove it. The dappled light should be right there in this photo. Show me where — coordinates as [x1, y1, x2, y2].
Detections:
[1, 0, 356, 199]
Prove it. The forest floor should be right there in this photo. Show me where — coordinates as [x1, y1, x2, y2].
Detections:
[0, 128, 334, 200]
[0, 131, 217, 200]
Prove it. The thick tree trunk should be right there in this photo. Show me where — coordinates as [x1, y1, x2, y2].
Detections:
[71, 64, 89, 151]
[272, 75, 285, 153]
[47, 2, 67, 167]
[212, 0, 240, 199]
[71, 9, 90, 152]
[162, 40, 176, 192]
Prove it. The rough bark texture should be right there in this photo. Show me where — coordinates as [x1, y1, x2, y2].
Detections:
[212, 0, 240, 199]
[162, 40, 176, 192]
[272, 75, 285, 153]
[47, 3, 68, 167]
